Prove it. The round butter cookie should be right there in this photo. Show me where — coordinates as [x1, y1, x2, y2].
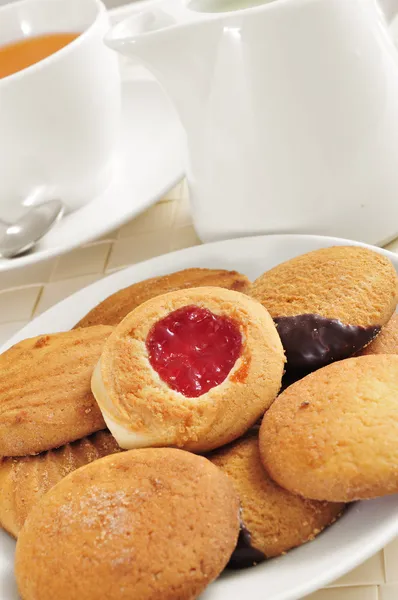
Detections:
[250, 246, 398, 375]
[92, 287, 285, 452]
[0, 430, 120, 538]
[259, 355, 398, 502]
[75, 267, 250, 327]
[210, 436, 344, 567]
[359, 313, 398, 356]
[0, 326, 113, 457]
[15, 448, 240, 600]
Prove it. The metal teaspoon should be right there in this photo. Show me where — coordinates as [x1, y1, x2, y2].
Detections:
[0, 199, 64, 258]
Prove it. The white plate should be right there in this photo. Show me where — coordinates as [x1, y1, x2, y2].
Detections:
[1, 234, 398, 600]
[0, 76, 184, 272]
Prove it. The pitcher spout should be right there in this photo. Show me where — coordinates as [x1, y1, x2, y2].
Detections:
[105, 1, 217, 125]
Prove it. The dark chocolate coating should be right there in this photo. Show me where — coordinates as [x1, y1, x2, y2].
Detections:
[274, 314, 381, 373]
[227, 522, 266, 569]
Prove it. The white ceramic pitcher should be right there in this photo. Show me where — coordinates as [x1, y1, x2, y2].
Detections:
[107, 0, 398, 244]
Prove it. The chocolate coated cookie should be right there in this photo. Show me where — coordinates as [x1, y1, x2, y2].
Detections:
[210, 436, 344, 568]
[251, 246, 398, 376]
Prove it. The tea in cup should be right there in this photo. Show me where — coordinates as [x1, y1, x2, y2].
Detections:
[0, 33, 80, 79]
[0, 0, 121, 219]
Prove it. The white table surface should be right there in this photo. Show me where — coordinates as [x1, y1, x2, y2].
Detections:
[1, 180, 398, 600]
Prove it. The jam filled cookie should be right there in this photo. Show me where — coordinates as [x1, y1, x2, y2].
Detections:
[75, 267, 251, 327]
[250, 246, 398, 376]
[92, 287, 285, 452]
[359, 313, 398, 356]
[259, 355, 398, 502]
[0, 430, 120, 538]
[15, 448, 240, 600]
[0, 326, 113, 457]
[210, 436, 345, 568]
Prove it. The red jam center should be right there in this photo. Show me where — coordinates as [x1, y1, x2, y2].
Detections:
[146, 305, 242, 397]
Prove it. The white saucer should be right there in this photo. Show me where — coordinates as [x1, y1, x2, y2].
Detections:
[1, 234, 398, 600]
[0, 75, 184, 272]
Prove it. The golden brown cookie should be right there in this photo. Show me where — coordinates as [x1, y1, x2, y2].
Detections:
[359, 313, 398, 356]
[15, 448, 240, 600]
[210, 436, 345, 567]
[250, 246, 398, 374]
[74, 267, 251, 327]
[259, 355, 398, 502]
[0, 326, 113, 457]
[0, 430, 121, 538]
[92, 287, 285, 453]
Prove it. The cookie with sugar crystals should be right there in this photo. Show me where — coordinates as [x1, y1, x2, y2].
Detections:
[74, 267, 251, 327]
[210, 436, 345, 567]
[250, 246, 398, 375]
[359, 313, 398, 356]
[0, 326, 113, 457]
[15, 448, 240, 600]
[259, 355, 398, 502]
[0, 430, 121, 538]
[92, 287, 285, 453]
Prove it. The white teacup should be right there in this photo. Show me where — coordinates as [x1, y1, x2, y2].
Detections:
[0, 0, 121, 219]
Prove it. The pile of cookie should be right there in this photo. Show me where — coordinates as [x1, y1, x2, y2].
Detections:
[1, 246, 398, 600]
